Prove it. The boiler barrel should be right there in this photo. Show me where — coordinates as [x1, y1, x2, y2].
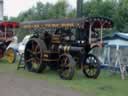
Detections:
[59, 45, 85, 54]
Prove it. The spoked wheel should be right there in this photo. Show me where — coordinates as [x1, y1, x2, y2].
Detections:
[24, 38, 47, 73]
[59, 54, 75, 80]
[5, 48, 16, 64]
[82, 54, 101, 79]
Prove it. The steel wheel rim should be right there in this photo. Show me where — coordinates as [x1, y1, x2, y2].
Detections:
[83, 54, 100, 78]
[25, 40, 42, 70]
[59, 55, 73, 78]
[6, 48, 15, 63]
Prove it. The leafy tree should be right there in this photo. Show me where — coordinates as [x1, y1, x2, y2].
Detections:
[114, 0, 128, 32]
[9, 0, 128, 39]
[9, 0, 75, 41]
[48, 0, 68, 18]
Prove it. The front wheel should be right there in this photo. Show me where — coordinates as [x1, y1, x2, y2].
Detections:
[82, 54, 101, 79]
[5, 48, 16, 64]
[58, 54, 75, 80]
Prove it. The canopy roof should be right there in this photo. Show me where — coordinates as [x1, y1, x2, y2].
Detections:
[0, 21, 19, 28]
[103, 32, 128, 47]
[21, 17, 113, 29]
[104, 32, 128, 41]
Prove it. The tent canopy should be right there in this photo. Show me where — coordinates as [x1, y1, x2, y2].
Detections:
[103, 32, 128, 47]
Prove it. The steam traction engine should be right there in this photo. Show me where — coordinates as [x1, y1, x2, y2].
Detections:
[0, 21, 19, 59]
[21, 17, 113, 80]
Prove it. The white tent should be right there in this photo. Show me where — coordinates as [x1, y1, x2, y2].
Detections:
[104, 33, 128, 66]
[106, 33, 128, 47]
[103, 32, 128, 79]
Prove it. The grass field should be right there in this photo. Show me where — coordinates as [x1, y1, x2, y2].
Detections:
[0, 58, 128, 96]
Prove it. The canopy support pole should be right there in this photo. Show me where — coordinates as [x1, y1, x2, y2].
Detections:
[4, 26, 7, 40]
[89, 23, 93, 44]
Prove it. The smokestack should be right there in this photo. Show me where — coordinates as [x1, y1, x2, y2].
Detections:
[77, 0, 83, 17]
[0, 0, 3, 21]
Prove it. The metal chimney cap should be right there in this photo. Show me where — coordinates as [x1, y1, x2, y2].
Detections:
[0, 0, 3, 2]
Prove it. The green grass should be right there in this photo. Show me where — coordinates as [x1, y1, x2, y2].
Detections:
[0, 58, 128, 96]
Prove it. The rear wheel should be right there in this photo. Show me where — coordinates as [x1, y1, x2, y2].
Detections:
[82, 54, 101, 79]
[58, 54, 75, 80]
[24, 38, 47, 73]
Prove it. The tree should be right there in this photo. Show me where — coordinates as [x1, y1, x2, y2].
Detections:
[113, 0, 128, 32]
[83, 0, 115, 17]
[48, 0, 68, 18]
[3, 16, 8, 21]
[10, 0, 75, 41]
[10, 0, 128, 35]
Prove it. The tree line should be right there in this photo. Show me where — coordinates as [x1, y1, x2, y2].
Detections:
[6, 0, 128, 41]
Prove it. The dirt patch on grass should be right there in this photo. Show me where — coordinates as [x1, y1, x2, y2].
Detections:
[0, 72, 82, 96]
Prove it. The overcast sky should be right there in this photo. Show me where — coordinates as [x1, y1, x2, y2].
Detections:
[4, 0, 77, 17]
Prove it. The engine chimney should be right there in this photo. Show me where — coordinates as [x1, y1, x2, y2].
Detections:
[0, 0, 3, 21]
[77, 0, 83, 17]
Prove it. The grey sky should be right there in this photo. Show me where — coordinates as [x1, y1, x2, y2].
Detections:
[4, 0, 76, 17]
